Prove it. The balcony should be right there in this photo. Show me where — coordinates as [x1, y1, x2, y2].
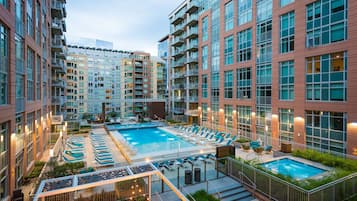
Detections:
[51, 36, 65, 55]
[135, 61, 143, 67]
[16, 97, 25, 113]
[172, 48, 185, 58]
[186, 41, 198, 52]
[171, 36, 185, 47]
[185, 27, 198, 39]
[172, 84, 186, 90]
[172, 23, 185, 36]
[186, 2, 199, 14]
[51, 0, 65, 18]
[186, 14, 198, 27]
[51, 18, 64, 35]
[171, 12, 185, 25]
[171, 60, 185, 68]
[186, 96, 198, 103]
[186, 56, 198, 64]
[51, 57, 66, 73]
[173, 97, 185, 102]
[187, 69, 198, 76]
[188, 82, 198, 89]
[172, 72, 185, 79]
[135, 80, 143, 84]
[135, 91, 143, 96]
[52, 79, 66, 88]
[135, 85, 143, 90]
[135, 67, 143, 73]
[185, 109, 199, 116]
[52, 96, 66, 106]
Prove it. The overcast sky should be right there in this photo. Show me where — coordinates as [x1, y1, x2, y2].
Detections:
[66, 0, 183, 56]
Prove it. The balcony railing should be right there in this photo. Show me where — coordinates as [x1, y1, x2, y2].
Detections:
[51, 36, 65, 54]
[172, 60, 185, 68]
[185, 27, 198, 39]
[171, 36, 185, 47]
[51, 0, 65, 18]
[186, 41, 198, 51]
[186, 56, 198, 64]
[51, 57, 66, 73]
[186, 14, 198, 26]
[52, 96, 66, 105]
[172, 84, 186, 89]
[186, 1, 199, 14]
[52, 79, 66, 88]
[186, 96, 198, 102]
[188, 83, 198, 89]
[172, 72, 185, 79]
[171, 11, 185, 25]
[187, 69, 198, 76]
[51, 18, 64, 35]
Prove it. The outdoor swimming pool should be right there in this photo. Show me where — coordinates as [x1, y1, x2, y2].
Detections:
[114, 127, 195, 154]
[106, 122, 165, 131]
[260, 158, 326, 180]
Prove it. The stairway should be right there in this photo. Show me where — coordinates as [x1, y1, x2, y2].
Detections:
[212, 183, 255, 201]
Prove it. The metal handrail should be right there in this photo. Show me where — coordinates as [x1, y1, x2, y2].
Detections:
[180, 187, 196, 201]
[307, 172, 357, 194]
[154, 191, 164, 201]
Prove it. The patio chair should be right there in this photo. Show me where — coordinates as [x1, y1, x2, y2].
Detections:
[250, 141, 260, 149]
[264, 145, 273, 153]
[63, 153, 83, 163]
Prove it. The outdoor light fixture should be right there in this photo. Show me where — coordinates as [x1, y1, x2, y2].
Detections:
[272, 114, 278, 118]
[219, 109, 224, 112]
[232, 110, 236, 114]
[49, 149, 54, 157]
[198, 106, 201, 110]
[350, 122, 357, 127]
[265, 125, 268, 132]
[295, 116, 304, 121]
[251, 112, 256, 116]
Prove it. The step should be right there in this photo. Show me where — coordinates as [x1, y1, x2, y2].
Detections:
[238, 196, 256, 201]
[219, 187, 246, 199]
[221, 191, 252, 201]
[210, 183, 242, 194]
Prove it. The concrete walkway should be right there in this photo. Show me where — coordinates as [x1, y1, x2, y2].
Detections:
[151, 176, 242, 201]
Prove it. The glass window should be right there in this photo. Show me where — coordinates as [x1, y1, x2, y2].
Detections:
[201, 74, 208, 98]
[305, 110, 346, 154]
[0, 24, 8, 105]
[280, 11, 295, 53]
[238, 0, 252, 25]
[237, 105, 251, 139]
[306, 0, 347, 48]
[279, 109, 294, 142]
[280, 0, 294, 7]
[257, 0, 272, 22]
[0, 122, 8, 200]
[27, 0, 34, 38]
[237, 28, 252, 63]
[0, 0, 7, 8]
[202, 45, 208, 70]
[279, 61, 294, 100]
[27, 48, 35, 101]
[201, 103, 208, 121]
[225, 1, 234, 31]
[224, 105, 233, 132]
[237, 67, 251, 99]
[224, 35, 234, 65]
[202, 16, 208, 42]
[224, 71, 233, 98]
[306, 51, 346, 101]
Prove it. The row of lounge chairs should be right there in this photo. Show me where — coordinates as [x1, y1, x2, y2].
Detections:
[173, 126, 236, 146]
[90, 132, 115, 166]
[63, 136, 85, 163]
[153, 153, 217, 171]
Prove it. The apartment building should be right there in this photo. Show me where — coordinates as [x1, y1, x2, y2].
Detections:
[158, 35, 170, 104]
[151, 56, 166, 99]
[0, 0, 66, 199]
[66, 45, 131, 120]
[169, 0, 357, 156]
[169, 1, 200, 123]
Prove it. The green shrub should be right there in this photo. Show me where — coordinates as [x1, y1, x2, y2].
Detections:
[236, 137, 251, 143]
[25, 161, 46, 179]
[47, 161, 85, 178]
[187, 190, 219, 201]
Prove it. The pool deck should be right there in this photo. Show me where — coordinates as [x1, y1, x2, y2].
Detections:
[85, 128, 128, 167]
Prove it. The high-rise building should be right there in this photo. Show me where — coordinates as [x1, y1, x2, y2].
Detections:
[0, 0, 67, 199]
[168, 0, 357, 156]
[151, 56, 166, 99]
[66, 45, 131, 121]
[158, 35, 170, 113]
[169, 1, 200, 123]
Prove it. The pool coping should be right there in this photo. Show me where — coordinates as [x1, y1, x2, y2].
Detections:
[260, 156, 333, 180]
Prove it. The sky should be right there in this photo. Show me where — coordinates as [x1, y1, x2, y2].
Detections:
[66, 0, 183, 56]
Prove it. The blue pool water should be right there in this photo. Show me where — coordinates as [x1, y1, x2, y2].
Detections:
[114, 127, 195, 154]
[106, 122, 165, 131]
[260, 158, 326, 180]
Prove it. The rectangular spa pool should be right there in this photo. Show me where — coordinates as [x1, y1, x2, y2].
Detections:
[114, 127, 195, 154]
[260, 158, 327, 180]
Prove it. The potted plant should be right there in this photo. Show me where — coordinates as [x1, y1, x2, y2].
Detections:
[254, 147, 264, 155]
[242, 143, 250, 151]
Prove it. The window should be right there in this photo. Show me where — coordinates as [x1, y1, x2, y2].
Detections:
[280, 11, 295, 53]
[237, 68, 251, 99]
[279, 61, 294, 100]
[202, 45, 208, 70]
[26, 0, 34, 38]
[224, 105, 233, 131]
[306, 52, 346, 101]
[224, 35, 234, 65]
[36, 56, 41, 100]
[27, 48, 34, 101]
[201, 103, 208, 122]
[201, 74, 208, 98]
[306, 110, 346, 154]
[238, 0, 252, 25]
[237, 106, 251, 139]
[224, 71, 233, 98]
[0, 122, 9, 200]
[225, 1, 234, 31]
[35, 2, 40, 45]
[237, 28, 252, 62]
[280, 0, 294, 7]
[306, 0, 347, 48]
[0, 0, 7, 8]
[202, 16, 208, 42]
[257, 0, 272, 22]
[256, 64, 272, 105]
[279, 109, 294, 142]
[0, 24, 8, 105]
[15, 0, 24, 36]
